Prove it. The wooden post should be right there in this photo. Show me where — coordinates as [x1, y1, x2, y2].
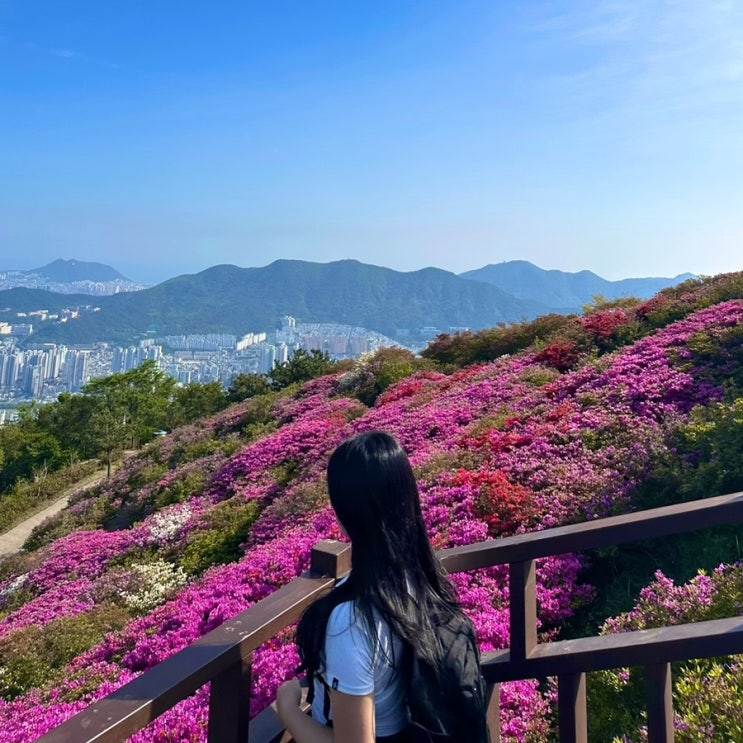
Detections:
[646, 663, 674, 743]
[208, 654, 252, 743]
[509, 560, 537, 660]
[558, 672, 587, 743]
[310, 540, 352, 580]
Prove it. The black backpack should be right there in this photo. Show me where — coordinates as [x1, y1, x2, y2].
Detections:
[403, 605, 490, 743]
[303, 581, 490, 743]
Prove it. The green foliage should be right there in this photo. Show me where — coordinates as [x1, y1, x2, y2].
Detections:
[413, 448, 488, 485]
[423, 271, 743, 373]
[226, 373, 271, 403]
[580, 294, 642, 314]
[674, 660, 743, 741]
[589, 565, 743, 742]
[0, 424, 64, 493]
[167, 382, 228, 428]
[674, 397, 743, 497]
[52, 661, 122, 704]
[421, 314, 574, 367]
[180, 499, 260, 574]
[84, 360, 176, 452]
[0, 459, 99, 534]
[126, 462, 168, 491]
[155, 426, 240, 469]
[152, 470, 206, 509]
[33, 393, 98, 459]
[267, 349, 338, 390]
[588, 668, 645, 742]
[0, 604, 131, 699]
[565, 394, 743, 645]
[518, 366, 559, 388]
[338, 348, 431, 405]
[257, 481, 329, 531]
[271, 460, 302, 488]
[212, 392, 279, 443]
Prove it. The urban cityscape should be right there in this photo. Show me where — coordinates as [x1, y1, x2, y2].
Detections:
[0, 313, 410, 424]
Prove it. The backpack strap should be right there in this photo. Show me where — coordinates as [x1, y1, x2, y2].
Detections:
[306, 671, 333, 725]
[300, 577, 356, 726]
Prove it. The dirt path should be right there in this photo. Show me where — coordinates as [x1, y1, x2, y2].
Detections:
[0, 453, 136, 557]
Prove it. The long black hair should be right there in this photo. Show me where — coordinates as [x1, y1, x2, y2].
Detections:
[297, 431, 460, 680]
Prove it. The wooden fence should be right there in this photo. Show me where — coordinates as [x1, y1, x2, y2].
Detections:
[36, 490, 743, 743]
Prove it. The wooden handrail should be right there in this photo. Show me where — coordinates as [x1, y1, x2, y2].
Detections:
[481, 615, 743, 681]
[439, 490, 743, 572]
[33, 491, 743, 743]
[36, 545, 351, 743]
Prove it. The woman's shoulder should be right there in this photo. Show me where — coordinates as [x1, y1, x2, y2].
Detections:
[326, 599, 356, 636]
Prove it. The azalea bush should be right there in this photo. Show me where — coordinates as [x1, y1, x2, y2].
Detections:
[589, 565, 743, 742]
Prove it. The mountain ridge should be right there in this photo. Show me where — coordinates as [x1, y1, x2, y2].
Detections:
[0, 258, 695, 345]
[17, 259, 130, 283]
[459, 260, 696, 311]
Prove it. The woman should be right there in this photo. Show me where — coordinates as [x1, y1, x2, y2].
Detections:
[276, 430, 463, 743]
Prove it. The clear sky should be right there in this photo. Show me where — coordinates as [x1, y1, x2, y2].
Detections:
[2, 1, 742, 284]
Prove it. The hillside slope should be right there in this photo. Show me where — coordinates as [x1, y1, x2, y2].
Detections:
[1, 272, 742, 742]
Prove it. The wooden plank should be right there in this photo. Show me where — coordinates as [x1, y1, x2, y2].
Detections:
[646, 663, 674, 743]
[36, 575, 334, 743]
[558, 673, 587, 743]
[509, 560, 537, 660]
[440, 491, 743, 573]
[480, 615, 743, 682]
[208, 655, 252, 743]
[485, 683, 501, 742]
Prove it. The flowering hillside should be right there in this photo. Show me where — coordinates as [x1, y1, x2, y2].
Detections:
[1, 275, 742, 742]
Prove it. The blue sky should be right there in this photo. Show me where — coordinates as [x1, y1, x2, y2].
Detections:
[2, 1, 742, 284]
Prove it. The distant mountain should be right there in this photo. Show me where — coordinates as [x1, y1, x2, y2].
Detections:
[0, 259, 147, 296]
[460, 261, 696, 312]
[23, 259, 129, 283]
[2, 260, 548, 345]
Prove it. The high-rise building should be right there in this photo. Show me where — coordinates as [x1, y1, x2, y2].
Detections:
[260, 344, 277, 375]
[112, 347, 126, 373]
[64, 350, 90, 392]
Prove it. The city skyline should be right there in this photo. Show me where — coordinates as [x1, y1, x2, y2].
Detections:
[3, 2, 743, 284]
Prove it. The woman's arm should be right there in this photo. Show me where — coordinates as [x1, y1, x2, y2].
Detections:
[276, 679, 375, 743]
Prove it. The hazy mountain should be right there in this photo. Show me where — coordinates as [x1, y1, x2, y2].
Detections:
[0, 259, 146, 296]
[460, 260, 696, 312]
[22, 259, 130, 283]
[3, 259, 548, 345]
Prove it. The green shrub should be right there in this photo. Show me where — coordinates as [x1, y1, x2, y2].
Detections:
[180, 499, 260, 574]
[165, 431, 240, 468]
[256, 481, 328, 531]
[153, 470, 207, 509]
[338, 348, 432, 405]
[0, 604, 131, 699]
[126, 462, 168, 491]
[674, 659, 743, 741]
[588, 565, 743, 741]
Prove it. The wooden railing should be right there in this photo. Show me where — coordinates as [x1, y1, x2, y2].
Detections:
[37, 491, 743, 743]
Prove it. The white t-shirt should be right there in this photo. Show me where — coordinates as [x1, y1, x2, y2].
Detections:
[312, 599, 407, 737]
